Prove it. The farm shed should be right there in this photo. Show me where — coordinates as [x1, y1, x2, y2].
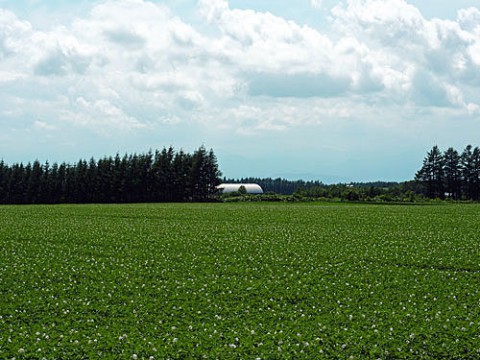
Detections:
[218, 183, 264, 194]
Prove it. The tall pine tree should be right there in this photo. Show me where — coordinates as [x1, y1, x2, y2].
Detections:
[415, 145, 444, 199]
[443, 147, 461, 200]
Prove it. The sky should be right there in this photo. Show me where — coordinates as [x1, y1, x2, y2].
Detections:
[1, 0, 480, 183]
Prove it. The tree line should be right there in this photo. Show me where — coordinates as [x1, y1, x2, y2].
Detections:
[231, 145, 480, 202]
[223, 177, 418, 202]
[415, 145, 480, 200]
[2, 144, 480, 204]
[222, 177, 326, 195]
[0, 146, 221, 204]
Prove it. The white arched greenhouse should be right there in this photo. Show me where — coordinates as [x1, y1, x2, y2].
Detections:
[217, 183, 264, 194]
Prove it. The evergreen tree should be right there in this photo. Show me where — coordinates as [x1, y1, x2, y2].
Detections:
[9, 164, 26, 204]
[86, 158, 98, 203]
[0, 160, 6, 203]
[39, 161, 50, 204]
[172, 150, 191, 201]
[190, 146, 208, 201]
[462, 146, 480, 201]
[205, 148, 222, 197]
[57, 163, 67, 203]
[74, 160, 89, 203]
[0, 147, 221, 204]
[47, 163, 61, 204]
[443, 147, 461, 200]
[190, 146, 222, 201]
[415, 145, 445, 199]
[152, 147, 174, 201]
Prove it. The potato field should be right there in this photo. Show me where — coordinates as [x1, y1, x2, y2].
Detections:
[1, 203, 480, 359]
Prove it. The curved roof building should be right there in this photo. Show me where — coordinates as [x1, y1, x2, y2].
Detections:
[218, 183, 264, 194]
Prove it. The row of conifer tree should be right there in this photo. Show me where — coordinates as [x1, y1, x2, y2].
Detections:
[0, 146, 222, 204]
[2, 144, 480, 204]
[415, 145, 480, 200]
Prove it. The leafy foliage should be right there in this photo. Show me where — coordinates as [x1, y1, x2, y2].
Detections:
[1, 203, 480, 358]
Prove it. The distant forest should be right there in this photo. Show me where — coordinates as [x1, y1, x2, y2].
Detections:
[222, 177, 326, 195]
[1, 144, 480, 204]
[223, 177, 402, 195]
[0, 146, 221, 204]
[223, 177, 417, 202]
[226, 144, 480, 202]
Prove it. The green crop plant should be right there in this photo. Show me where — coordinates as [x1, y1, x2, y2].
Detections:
[0, 203, 479, 359]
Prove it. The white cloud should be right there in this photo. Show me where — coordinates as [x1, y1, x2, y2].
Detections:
[311, 0, 323, 9]
[0, 8, 32, 57]
[33, 120, 56, 131]
[62, 97, 147, 132]
[194, 0, 480, 116]
[1, 0, 480, 144]
[200, 0, 334, 73]
[467, 102, 480, 114]
[329, 0, 480, 109]
[0, 70, 24, 82]
[458, 7, 480, 33]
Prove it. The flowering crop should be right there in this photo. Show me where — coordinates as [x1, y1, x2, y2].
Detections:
[0, 203, 480, 358]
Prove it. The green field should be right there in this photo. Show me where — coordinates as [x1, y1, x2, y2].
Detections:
[1, 203, 480, 359]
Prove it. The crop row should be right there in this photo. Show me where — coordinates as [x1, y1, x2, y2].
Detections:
[1, 203, 479, 358]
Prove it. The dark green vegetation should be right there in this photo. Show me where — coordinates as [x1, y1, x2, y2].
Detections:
[2, 144, 480, 205]
[226, 144, 480, 202]
[416, 145, 480, 200]
[1, 203, 480, 359]
[222, 177, 327, 195]
[0, 146, 221, 204]
[223, 177, 403, 197]
[221, 182, 419, 203]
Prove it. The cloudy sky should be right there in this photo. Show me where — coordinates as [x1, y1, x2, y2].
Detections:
[1, 0, 480, 182]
